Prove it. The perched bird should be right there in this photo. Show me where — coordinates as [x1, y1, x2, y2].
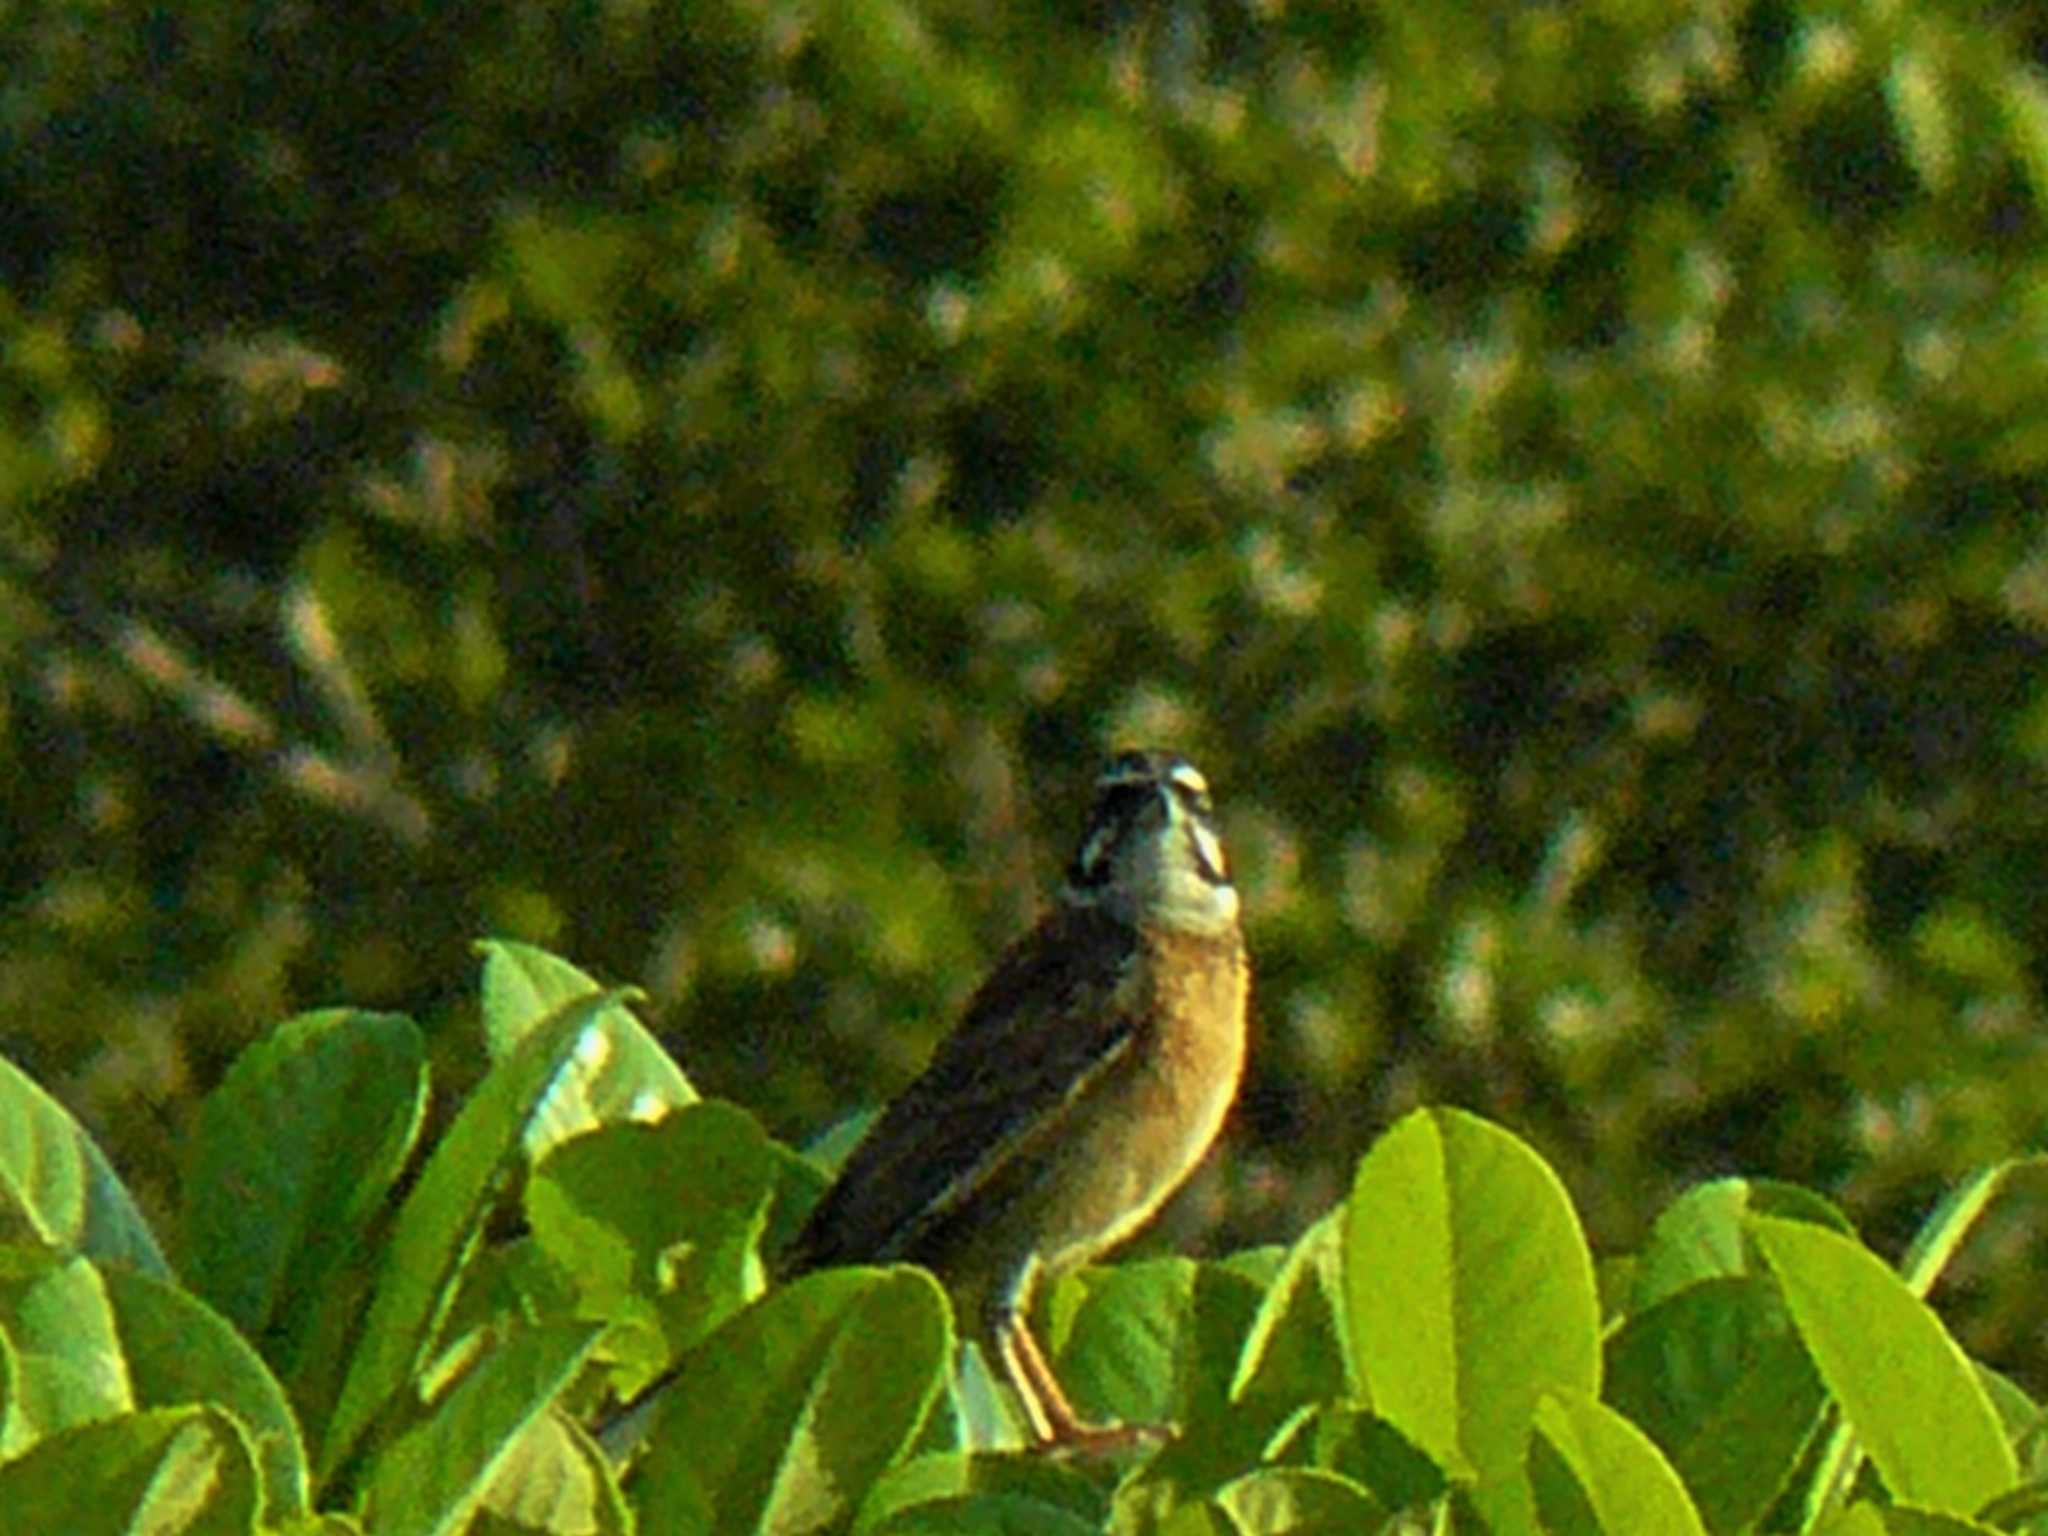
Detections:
[782, 748, 1250, 1453]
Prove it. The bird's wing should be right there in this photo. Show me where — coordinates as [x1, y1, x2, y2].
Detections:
[785, 904, 1143, 1271]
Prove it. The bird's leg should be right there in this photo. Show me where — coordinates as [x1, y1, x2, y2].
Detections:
[993, 1309, 1172, 1455]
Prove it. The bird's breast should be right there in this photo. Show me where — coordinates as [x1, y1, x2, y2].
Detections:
[1035, 923, 1250, 1269]
[1133, 925, 1251, 1152]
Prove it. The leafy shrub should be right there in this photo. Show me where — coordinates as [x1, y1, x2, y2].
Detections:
[3, 941, 2045, 1534]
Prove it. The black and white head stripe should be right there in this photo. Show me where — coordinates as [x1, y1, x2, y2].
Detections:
[1065, 749, 1232, 896]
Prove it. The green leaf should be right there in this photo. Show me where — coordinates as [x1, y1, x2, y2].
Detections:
[1169, 1257, 1284, 1462]
[1069, 1258, 1272, 1507]
[1975, 1362, 2042, 1449]
[1343, 1108, 1599, 1527]
[1297, 1408, 1446, 1514]
[856, 1451, 1108, 1535]
[1818, 1502, 2004, 1535]
[762, 1138, 834, 1261]
[1602, 1274, 1821, 1536]
[1230, 1210, 1353, 1411]
[0, 1405, 259, 1536]
[101, 1264, 311, 1522]
[1528, 1388, 1707, 1536]
[0, 1246, 128, 1441]
[1211, 1467, 1388, 1534]
[526, 1100, 776, 1373]
[473, 1405, 633, 1536]
[274, 1515, 369, 1535]
[1750, 1215, 2016, 1515]
[1046, 1256, 1196, 1432]
[0, 1052, 170, 1278]
[318, 987, 633, 1480]
[634, 1267, 950, 1536]
[181, 1009, 425, 1346]
[1897, 1157, 2048, 1299]
[0, 1322, 19, 1456]
[868, 1492, 1102, 1535]
[357, 1319, 602, 1536]
[477, 939, 695, 1159]
[1631, 1178, 1852, 1315]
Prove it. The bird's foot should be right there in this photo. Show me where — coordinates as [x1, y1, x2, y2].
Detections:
[1035, 1415, 1174, 1457]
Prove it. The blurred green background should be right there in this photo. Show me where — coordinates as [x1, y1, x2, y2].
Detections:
[8, 0, 2048, 1384]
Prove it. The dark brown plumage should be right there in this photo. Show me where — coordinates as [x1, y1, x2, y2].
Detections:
[598, 750, 1248, 1457]
[785, 750, 1249, 1451]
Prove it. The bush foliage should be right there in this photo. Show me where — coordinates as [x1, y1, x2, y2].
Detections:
[6, 0, 2048, 1421]
[5, 948, 2048, 1534]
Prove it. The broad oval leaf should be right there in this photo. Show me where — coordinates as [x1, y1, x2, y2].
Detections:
[1292, 1407, 1447, 1515]
[1230, 1210, 1353, 1411]
[1212, 1466, 1388, 1534]
[867, 1492, 1101, 1535]
[1045, 1256, 1197, 1432]
[477, 939, 695, 1159]
[102, 1264, 311, 1521]
[1053, 1256, 1272, 1502]
[1603, 1274, 1820, 1536]
[319, 988, 633, 1480]
[856, 1450, 1107, 1535]
[1819, 1501, 2004, 1535]
[526, 1100, 777, 1374]
[1343, 1106, 1599, 1522]
[0, 1404, 259, 1536]
[1529, 1388, 1708, 1536]
[477, 1404, 633, 1536]
[1631, 1178, 1851, 1316]
[0, 1052, 169, 1278]
[357, 1319, 602, 1536]
[1750, 1215, 2015, 1515]
[0, 1246, 128, 1439]
[0, 1323, 20, 1458]
[181, 1008, 425, 1345]
[634, 1266, 950, 1536]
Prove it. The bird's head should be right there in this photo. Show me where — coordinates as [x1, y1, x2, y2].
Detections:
[1062, 749, 1239, 936]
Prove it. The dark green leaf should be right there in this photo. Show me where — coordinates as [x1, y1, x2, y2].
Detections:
[319, 988, 633, 1479]
[868, 1491, 1101, 1536]
[181, 1009, 424, 1347]
[1603, 1274, 1820, 1536]
[1230, 1211, 1353, 1413]
[1751, 1215, 2015, 1515]
[1528, 1388, 1707, 1536]
[526, 1100, 776, 1371]
[357, 1319, 602, 1536]
[856, 1450, 1108, 1535]
[0, 1246, 127, 1439]
[1631, 1178, 1854, 1316]
[1298, 1408, 1446, 1514]
[0, 1053, 169, 1278]
[1046, 1256, 1196, 1432]
[0, 1405, 259, 1536]
[476, 940, 695, 1159]
[101, 1264, 311, 1522]
[473, 1406, 633, 1536]
[1211, 1466, 1388, 1534]
[633, 1267, 950, 1536]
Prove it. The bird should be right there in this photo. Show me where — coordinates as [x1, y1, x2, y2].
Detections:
[779, 747, 1251, 1453]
